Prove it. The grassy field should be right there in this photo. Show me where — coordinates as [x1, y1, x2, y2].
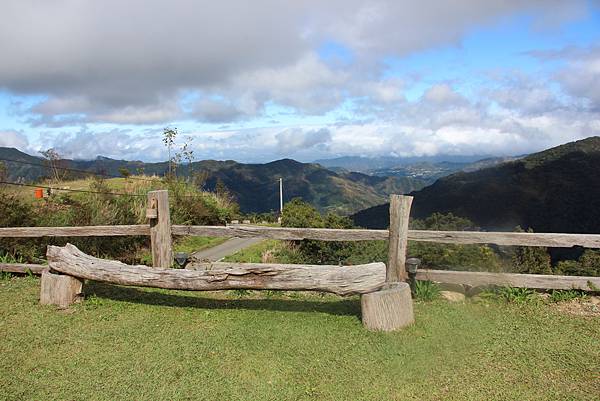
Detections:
[1, 276, 598, 400]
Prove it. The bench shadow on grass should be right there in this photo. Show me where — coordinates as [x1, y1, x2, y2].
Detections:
[84, 281, 361, 318]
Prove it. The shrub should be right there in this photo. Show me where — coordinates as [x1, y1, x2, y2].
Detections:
[0, 177, 238, 264]
[413, 280, 440, 301]
[548, 289, 587, 303]
[556, 250, 600, 277]
[497, 287, 540, 304]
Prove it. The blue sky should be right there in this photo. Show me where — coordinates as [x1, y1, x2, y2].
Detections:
[1, 0, 599, 162]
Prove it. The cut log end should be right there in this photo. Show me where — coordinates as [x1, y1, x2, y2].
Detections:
[40, 271, 83, 308]
[361, 282, 414, 331]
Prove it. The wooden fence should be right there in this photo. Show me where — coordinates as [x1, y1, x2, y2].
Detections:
[1, 190, 600, 292]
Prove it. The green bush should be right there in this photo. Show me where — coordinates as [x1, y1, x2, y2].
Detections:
[548, 289, 587, 303]
[414, 280, 440, 301]
[556, 250, 600, 277]
[497, 287, 540, 304]
[281, 198, 357, 265]
[0, 177, 238, 264]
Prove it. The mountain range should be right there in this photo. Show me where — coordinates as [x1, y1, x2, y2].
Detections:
[0, 147, 425, 214]
[352, 136, 600, 234]
[315, 154, 520, 184]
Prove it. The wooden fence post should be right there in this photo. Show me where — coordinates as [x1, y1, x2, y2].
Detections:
[147, 190, 172, 268]
[361, 194, 414, 331]
[387, 195, 413, 283]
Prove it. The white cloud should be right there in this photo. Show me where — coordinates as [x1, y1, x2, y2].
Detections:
[0, 131, 29, 150]
[557, 47, 600, 110]
[276, 127, 332, 153]
[0, 0, 587, 125]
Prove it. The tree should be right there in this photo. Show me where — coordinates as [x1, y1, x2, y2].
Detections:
[118, 167, 131, 180]
[39, 148, 63, 183]
[163, 127, 178, 178]
[512, 228, 552, 274]
[280, 198, 357, 264]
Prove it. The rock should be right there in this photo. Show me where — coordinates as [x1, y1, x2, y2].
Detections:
[440, 291, 465, 302]
[437, 283, 466, 294]
[466, 285, 496, 297]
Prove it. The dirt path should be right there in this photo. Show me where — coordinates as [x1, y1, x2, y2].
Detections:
[190, 237, 263, 262]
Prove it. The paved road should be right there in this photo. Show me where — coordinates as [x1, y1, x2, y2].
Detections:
[190, 237, 263, 262]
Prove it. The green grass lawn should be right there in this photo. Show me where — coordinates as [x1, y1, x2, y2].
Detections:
[1, 276, 598, 400]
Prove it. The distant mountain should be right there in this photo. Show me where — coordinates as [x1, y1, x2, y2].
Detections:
[315, 154, 491, 173]
[352, 137, 600, 234]
[195, 159, 426, 214]
[0, 148, 425, 214]
[371, 157, 522, 184]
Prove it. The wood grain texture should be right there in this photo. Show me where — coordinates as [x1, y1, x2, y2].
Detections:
[387, 195, 413, 282]
[174, 225, 600, 248]
[0, 225, 150, 238]
[361, 282, 414, 331]
[0, 263, 47, 274]
[408, 230, 600, 248]
[39, 271, 83, 308]
[172, 224, 389, 241]
[416, 269, 600, 291]
[47, 244, 387, 295]
[148, 190, 172, 268]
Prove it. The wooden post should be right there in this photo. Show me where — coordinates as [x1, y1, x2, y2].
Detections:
[147, 190, 172, 268]
[387, 195, 413, 283]
[40, 271, 83, 308]
[361, 194, 414, 331]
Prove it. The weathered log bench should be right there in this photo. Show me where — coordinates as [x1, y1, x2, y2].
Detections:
[42, 244, 414, 331]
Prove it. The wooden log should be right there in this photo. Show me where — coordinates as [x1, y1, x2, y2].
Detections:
[0, 263, 47, 275]
[172, 225, 600, 248]
[172, 224, 389, 241]
[148, 190, 172, 268]
[416, 269, 600, 291]
[361, 282, 414, 331]
[0, 225, 150, 238]
[387, 195, 413, 282]
[408, 230, 600, 248]
[39, 271, 83, 308]
[47, 244, 386, 295]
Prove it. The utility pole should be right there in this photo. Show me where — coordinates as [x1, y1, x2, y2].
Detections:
[278, 177, 283, 224]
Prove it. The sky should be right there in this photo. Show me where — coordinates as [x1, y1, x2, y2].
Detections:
[0, 0, 599, 163]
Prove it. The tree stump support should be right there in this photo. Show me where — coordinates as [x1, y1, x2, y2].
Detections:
[361, 195, 415, 331]
[361, 282, 414, 331]
[39, 271, 83, 308]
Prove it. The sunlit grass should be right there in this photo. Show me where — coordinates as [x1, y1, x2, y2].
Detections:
[0, 277, 598, 400]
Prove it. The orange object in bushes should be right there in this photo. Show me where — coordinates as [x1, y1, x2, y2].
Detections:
[34, 188, 44, 199]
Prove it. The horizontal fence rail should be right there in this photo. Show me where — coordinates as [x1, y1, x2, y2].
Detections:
[0, 263, 47, 274]
[1, 224, 600, 248]
[171, 225, 389, 241]
[0, 225, 150, 238]
[417, 269, 600, 291]
[173, 225, 600, 248]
